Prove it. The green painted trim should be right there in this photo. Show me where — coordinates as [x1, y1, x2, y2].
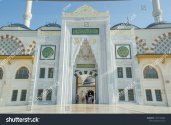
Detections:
[72, 28, 99, 35]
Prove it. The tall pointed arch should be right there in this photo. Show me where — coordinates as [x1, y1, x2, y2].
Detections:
[75, 39, 97, 65]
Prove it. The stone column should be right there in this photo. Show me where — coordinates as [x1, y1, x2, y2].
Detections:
[97, 23, 110, 104]
[95, 76, 99, 104]
[131, 32, 143, 105]
[57, 20, 72, 105]
[106, 21, 113, 104]
[27, 43, 40, 110]
[72, 74, 76, 104]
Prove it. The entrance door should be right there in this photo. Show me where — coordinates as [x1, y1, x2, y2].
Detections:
[76, 75, 96, 104]
[73, 39, 98, 104]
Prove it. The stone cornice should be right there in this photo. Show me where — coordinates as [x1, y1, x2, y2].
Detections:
[136, 54, 171, 64]
[0, 56, 34, 64]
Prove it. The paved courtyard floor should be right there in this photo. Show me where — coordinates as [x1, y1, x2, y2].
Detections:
[0, 104, 171, 114]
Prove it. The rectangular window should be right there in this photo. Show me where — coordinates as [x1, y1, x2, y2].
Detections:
[155, 90, 162, 101]
[128, 89, 134, 101]
[20, 90, 27, 101]
[126, 67, 132, 78]
[119, 89, 125, 101]
[48, 68, 54, 78]
[37, 89, 43, 101]
[46, 89, 52, 101]
[117, 67, 123, 78]
[146, 89, 153, 101]
[39, 68, 45, 78]
[11, 90, 18, 101]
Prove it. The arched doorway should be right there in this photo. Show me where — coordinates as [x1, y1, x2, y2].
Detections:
[72, 39, 98, 104]
[74, 70, 98, 104]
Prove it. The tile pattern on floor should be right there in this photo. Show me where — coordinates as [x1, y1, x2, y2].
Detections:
[0, 104, 171, 114]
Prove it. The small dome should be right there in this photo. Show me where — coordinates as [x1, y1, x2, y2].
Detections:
[84, 76, 95, 84]
[146, 22, 171, 29]
[111, 23, 140, 30]
[0, 23, 30, 30]
[37, 23, 61, 30]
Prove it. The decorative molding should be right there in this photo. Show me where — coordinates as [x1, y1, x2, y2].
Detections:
[0, 56, 34, 64]
[26, 41, 36, 55]
[151, 32, 171, 54]
[76, 39, 95, 61]
[72, 38, 81, 45]
[63, 5, 109, 18]
[136, 54, 171, 64]
[40, 45, 56, 60]
[74, 70, 97, 77]
[115, 44, 131, 59]
[135, 36, 149, 54]
[0, 34, 25, 55]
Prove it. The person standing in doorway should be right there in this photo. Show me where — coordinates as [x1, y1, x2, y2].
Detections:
[76, 94, 79, 104]
[88, 93, 93, 104]
[85, 92, 88, 104]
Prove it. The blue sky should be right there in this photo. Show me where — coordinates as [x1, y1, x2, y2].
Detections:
[0, 0, 171, 29]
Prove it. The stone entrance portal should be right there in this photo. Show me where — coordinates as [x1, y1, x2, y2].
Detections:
[57, 5, 111, 105]
[72, 39, 98, 104]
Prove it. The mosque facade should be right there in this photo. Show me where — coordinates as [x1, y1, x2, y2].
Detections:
[0, 0, 171, 107]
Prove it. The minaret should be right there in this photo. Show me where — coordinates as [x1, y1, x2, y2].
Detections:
[152, 0, 163, 23]
[24, 0, 32, 28]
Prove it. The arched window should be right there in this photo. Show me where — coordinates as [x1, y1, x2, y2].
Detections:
[15, 67, 29, 79]
[143, 66, 158, 79]
[0, 68, 3, 79]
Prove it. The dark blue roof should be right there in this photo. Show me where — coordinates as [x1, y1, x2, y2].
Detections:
[111, 23, 140, 30]
[37, 23, 61, 30]
[146, 22, 171, 28]
[44, 23, 61, 28]
[7, 23, 30, 30]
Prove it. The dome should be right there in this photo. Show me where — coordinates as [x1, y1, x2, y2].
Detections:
[0, 23, 30, 30]
[84, 76, 95, 84]
[111, 23, 140, 30]
[146, 22, 171, 29]
[44, 23, 61, 28]
[37, 23, 61, 31]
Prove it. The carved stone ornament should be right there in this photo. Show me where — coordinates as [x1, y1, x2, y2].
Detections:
[63, 5, 109, 18]
[77, 39, 95, 61]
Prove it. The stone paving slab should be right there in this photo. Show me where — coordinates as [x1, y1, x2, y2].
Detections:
[0, 104, 171, 114]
